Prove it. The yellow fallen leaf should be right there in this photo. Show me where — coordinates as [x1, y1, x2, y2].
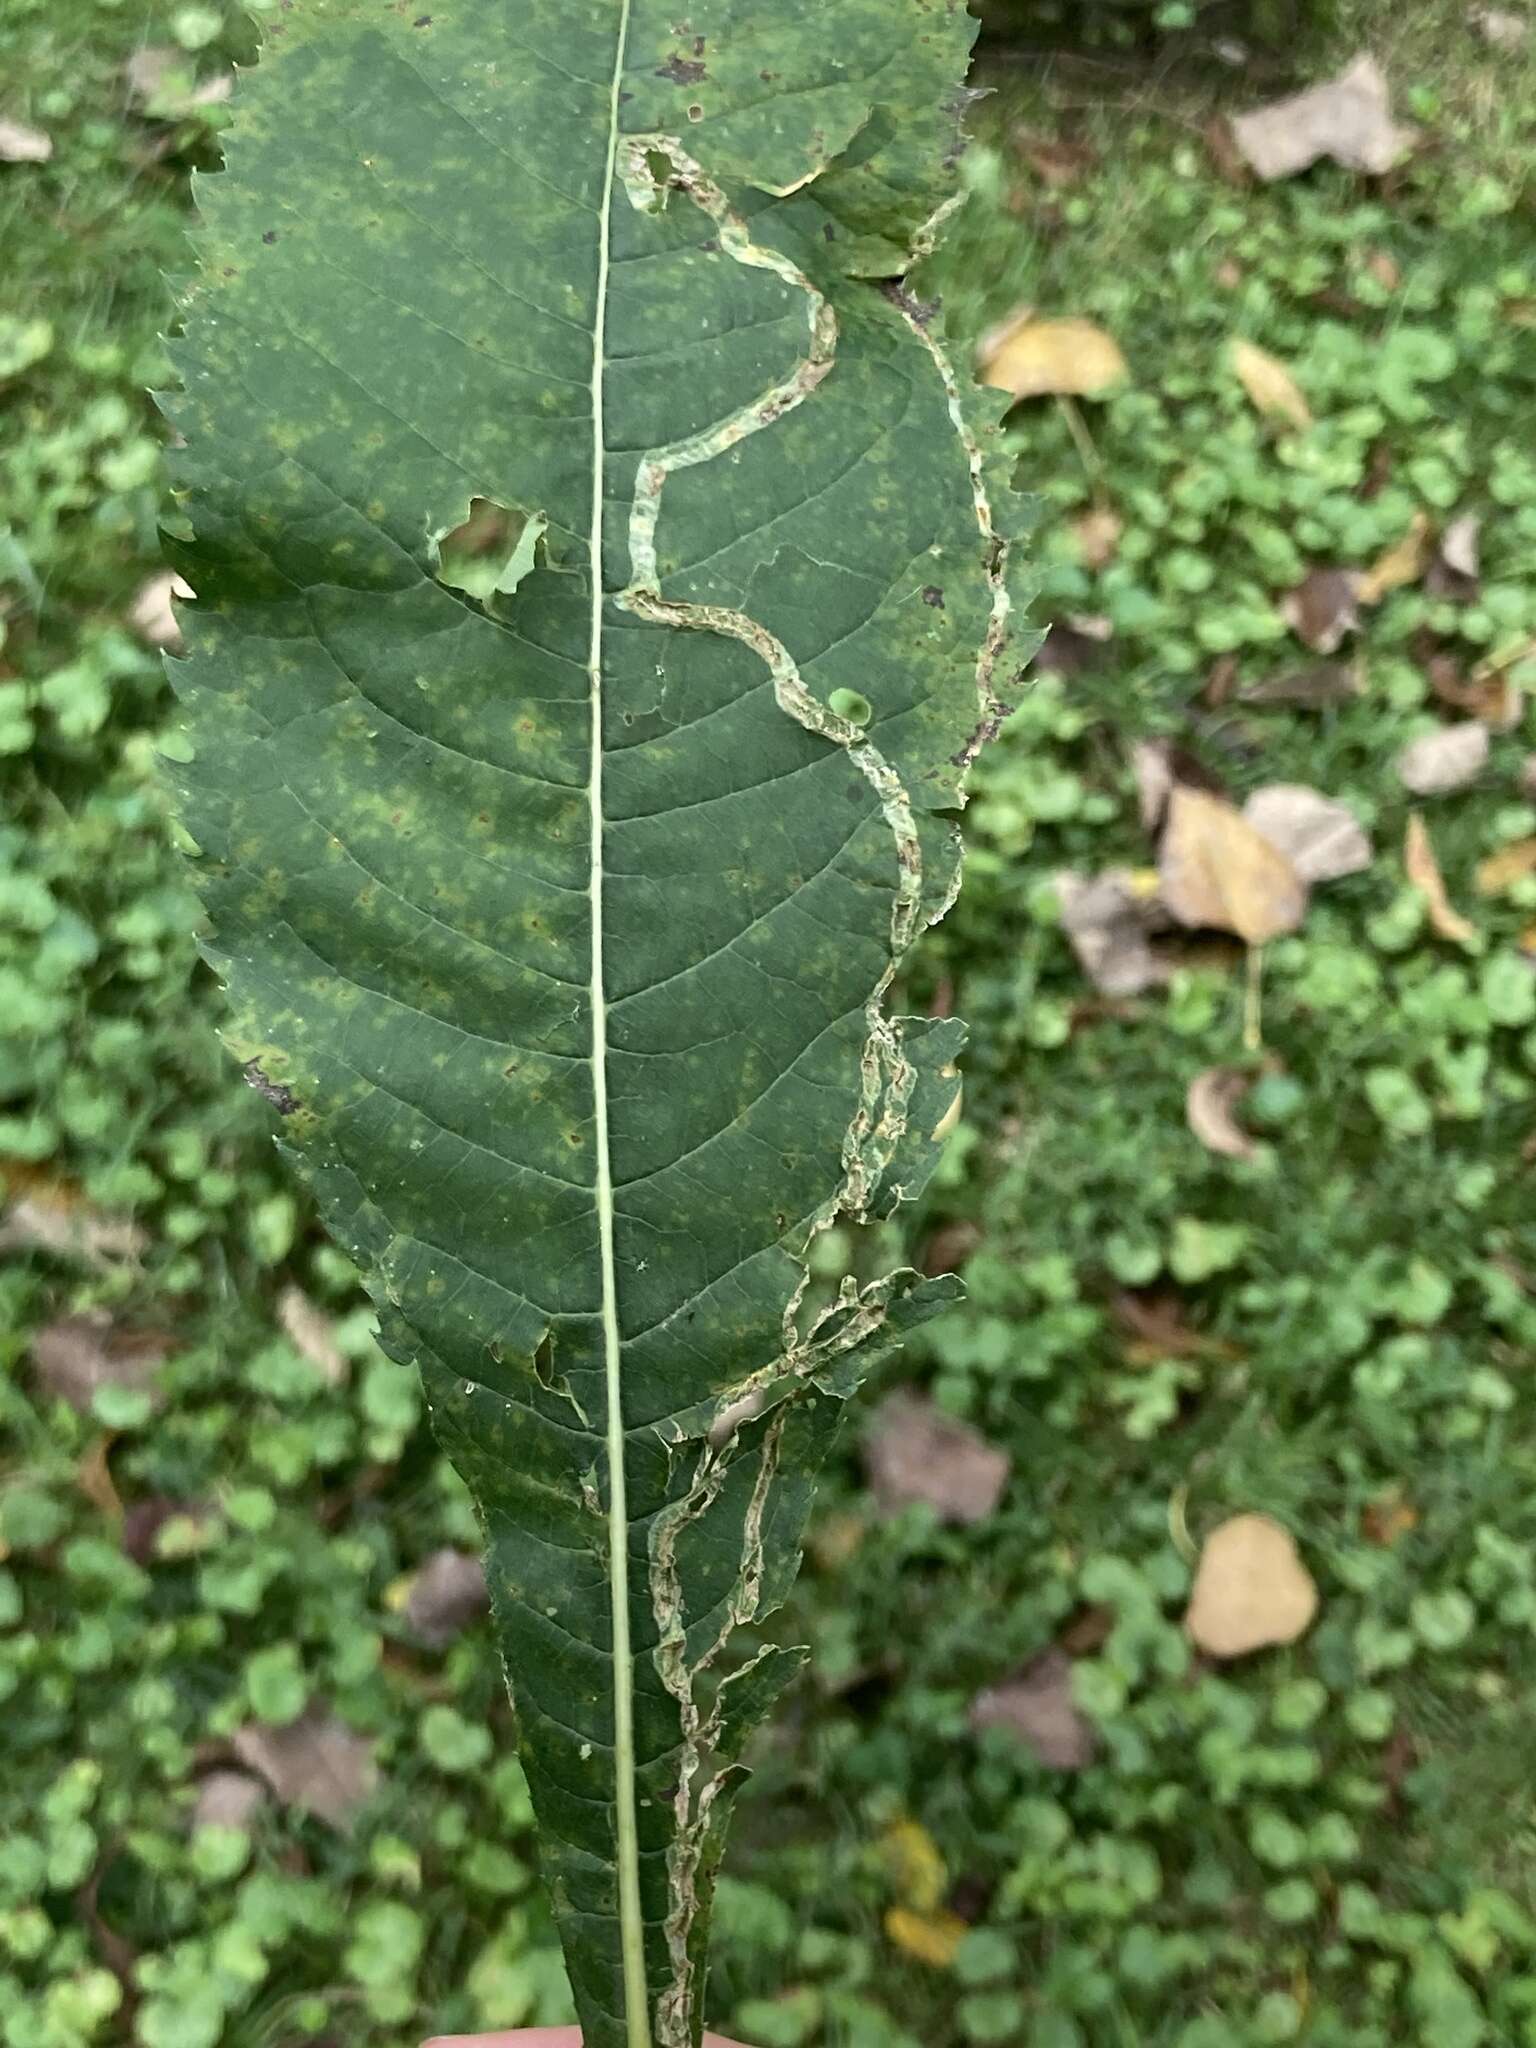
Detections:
[879, 1819, 946, 1912]
[884, 1907, 968, 1969]
[1159, 786, 1308, 947]
[1477, 837, 1536, 896]
[1230, 338, 1312, 430]
[1185, 1512, 1318, 1659]
[979, 312, 1128, 400]
[1405, 812, 1476, 944]
[1357, 511, 1433, 604]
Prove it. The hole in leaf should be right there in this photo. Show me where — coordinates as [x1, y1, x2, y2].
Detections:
[431, 497, 545, 604]
[532, 1332, 556, 1389]
[828, 687, 872, 727]
[643, 148, 674, 206]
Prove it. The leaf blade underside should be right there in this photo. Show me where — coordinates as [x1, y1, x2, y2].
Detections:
[165, 5, 1033, 2044]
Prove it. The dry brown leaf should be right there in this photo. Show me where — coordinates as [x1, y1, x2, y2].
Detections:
[884, 1907, 968, 1968]
[129, 571, 194, 652]
[122, 1496, 212, 1567]
[1361, 1494, 1419, 1547]
[403, 1547, 489, 1649]
[231, 1706, 378, 1831]
[277, 1285, 348, 1387]
[1423, 648, 1517, 728]
[31, 1313, 171, 1415]
[919, 1219, 982, 1277]
[1229, 54, 1416, 181]
[76, 1436, 123, 1524]
[1229, 339, 1313, 430]
[1159, 787, 1308, 946]
[1405, 812, 1477, 943]
[1397, 721, 1489, 795]
[1185, 1512, 1319, 1659]
[864, 1391, 1010, 1526]
[969, 1647, 1097, 1770]
[1072, 505, 1123, 570]
[192, 1770, 270, 1832]
[1186, 1067, 1257, 1161]
[0, 118, 53, 164]
[1239, 661, 1361, 709]
[977, 311, 1128, 401]
[1357, 512, 1433, 603]
[1243, 783, 1372, 884]
[0, 1167, 148, 1267]
[1113, 1291, 1243, 1366]
[1425, 511, 1481, 601]
[1281, 567, 1361, 654]
[1364, 248, 1402, 291]
[1016, 132, 1098, 187]
[1055, 868, 1173, 996]
[1477, 837, 1536, 896]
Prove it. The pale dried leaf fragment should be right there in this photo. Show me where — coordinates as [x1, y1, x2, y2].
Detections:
[404, 1546, 490, 1648]
[31, 1313, 171, 1414]
[1281, 567, 1360, 654]
[277, 1284, 348, 1387]
[864, 1390, 1010, 1526]
[1425, 511, 1481, 601]
[1357, 511, 1433, 603]
[129, 571, 194, 652]
[1405, 812, 1477, 943]
[1229, 55, 1416, 181]
[1471, 7, 1528, 46]
[1186, 1068, 1257, 1161]
[1477, 837, 1536, 896]
[1243, 784, 1372, 884]
[0, 1174, 148, 1267]
[1072, 505, 1123, 570]
[977, 311, 1128, 401]
[192, 1770, 270, 1832]
[125, 46, 233, 111]
[1159, 787, 1308, 946]
[1185, 1513, 1319, 1658]
[1055, 868, 1173, 996]
[231, 1706, 378, 1831]
[0, 118, 53, 164]
[969, 1647, 1098, 1769]
[1397, 721, 1489, 795]
[1229, 339, 1312, 429]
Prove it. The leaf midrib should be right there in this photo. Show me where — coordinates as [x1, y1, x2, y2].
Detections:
[586, 4, 649, 2045]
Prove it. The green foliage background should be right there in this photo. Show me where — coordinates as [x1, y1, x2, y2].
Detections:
[3, 3, 1536, 2046]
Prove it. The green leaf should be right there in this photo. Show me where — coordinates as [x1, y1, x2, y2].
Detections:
[164, 6, 1033, 2044]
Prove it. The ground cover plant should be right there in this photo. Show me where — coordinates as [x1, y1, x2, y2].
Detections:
[2, 2, 1536, 2047]
[162, 4, 1033, 2043]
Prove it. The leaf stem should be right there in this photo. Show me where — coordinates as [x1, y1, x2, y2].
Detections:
[590, 2, 649, 2044]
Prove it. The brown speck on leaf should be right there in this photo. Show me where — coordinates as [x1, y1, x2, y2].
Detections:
[412, 12, 431, 24]
[922, 585, 945, 608]
[261, 229, 277, 244]
[657, 54, 707, 84]
[244, 1059, 299, 1116]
